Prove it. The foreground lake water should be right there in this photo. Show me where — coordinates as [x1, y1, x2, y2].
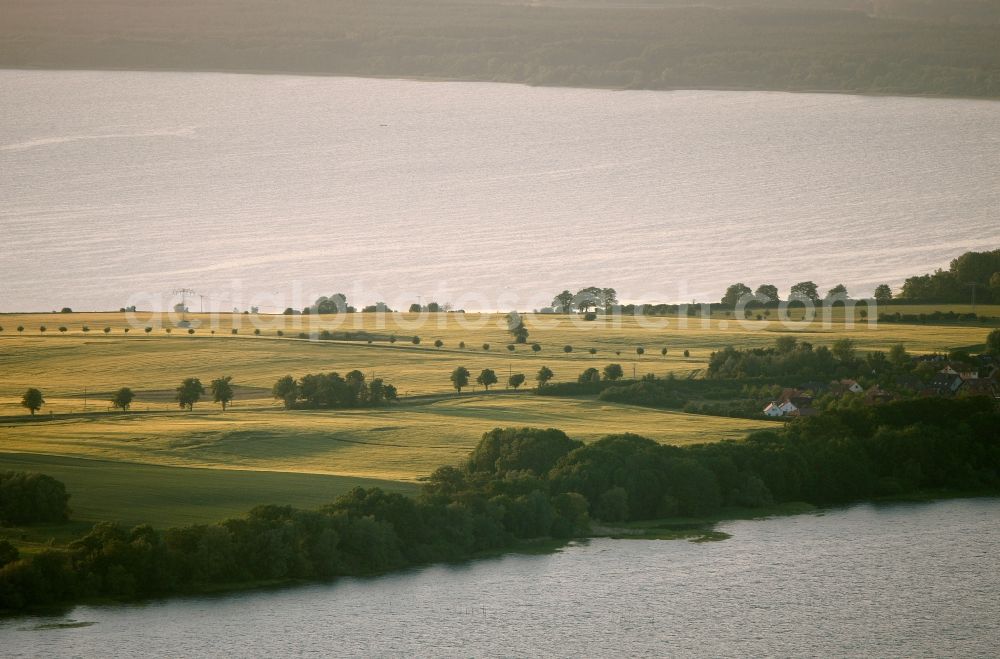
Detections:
[2, 70, 999, 312]
[2, 498, 998, 657]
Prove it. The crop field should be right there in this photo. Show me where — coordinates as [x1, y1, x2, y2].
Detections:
[0, 308, 995, 534]
[0, 308, 994, 414]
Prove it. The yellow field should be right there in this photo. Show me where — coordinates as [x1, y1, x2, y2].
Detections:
[0, 308, 994, 529]
[0, 396, 774, 482]
[0, 309, 993, 415]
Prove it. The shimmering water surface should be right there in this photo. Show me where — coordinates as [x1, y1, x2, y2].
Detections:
[1, 70, 999, 311]
[2, 498, 998, 657]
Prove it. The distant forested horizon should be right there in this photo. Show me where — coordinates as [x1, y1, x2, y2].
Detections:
[2, 0, 999, 98]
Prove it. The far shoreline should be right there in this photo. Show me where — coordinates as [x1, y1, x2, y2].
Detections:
[4, 64, 999, 104]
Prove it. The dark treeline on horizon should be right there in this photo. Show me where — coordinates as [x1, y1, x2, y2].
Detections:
[2, 0, 1000, 98]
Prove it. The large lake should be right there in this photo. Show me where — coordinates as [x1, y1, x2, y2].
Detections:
[1, 70, 999, 312]
[2, 498, 998, 657]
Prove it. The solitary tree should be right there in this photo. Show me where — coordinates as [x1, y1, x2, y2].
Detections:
[16, 326, 24, 333]
[58, 326, 67, 333]
[563, 345, 573, 353]
[434, 339, 444, 348]
[588, 347, 597, 355]
[825, 284, 849, 301]
[790, 281, 820, 302]
[986, 328, 1000, 356]
[103, 327, 111, 334]
[39, 325, 46, 334]
[111, 387, 135, 412]
[721, 283, 752, 307]
[573, 287, 603, 314]
[531, 343, 541, 353]
[507, 344, 515, 352]
[536, 366, 554, 388]
[477, 368, 498, 390]
[755, 284, 779, 303]
[832, 338, 857, 363]
[508, 373, 526, 389]
[578, 367, 600, 383]
[600, 288, 618, 312]
[411, 336, 421, 345]
[775, 335, 798, 353]
[603, 363, 624, 381]
[636, 347, 645, 355]
[661, 347, 668, 356]
[21, 388, 44, 415]
[683, 349, 690, 357]
[507, 311, 529, 343]
[144, 327, 152, 334]
[211, 376, 235, 411]
[889, 343, 910, 368]
[451, 366, 471, 393]
[873, 284, 893, 303]
[175, 378, 205, 411]
[272, 375, 298, 409]
[552, 290, 574, 314]
[482, 343, 490, 351]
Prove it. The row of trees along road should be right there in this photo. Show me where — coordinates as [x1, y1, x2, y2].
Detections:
[16, 378, 236, 416]
[450, 366, 550, 393]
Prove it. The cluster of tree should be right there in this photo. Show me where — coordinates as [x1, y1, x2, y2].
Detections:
[720, 282, 893, 306]
[899, 250, 1000, 303]
[450, 367, 535, 392]
[4, 397, 1000, 610]
[550, 288, 618, 314]
[272, 371, 397, 409]
[707, 335, 867, 380]
[6, 0, 1000, 98]
[878, 310, 994, 325]
[0, 472, 70, 525]
[175, 377, 236, 411]
[0, 429, 591, 610]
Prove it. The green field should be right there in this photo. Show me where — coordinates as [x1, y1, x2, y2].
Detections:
[0, 308, 996, 538]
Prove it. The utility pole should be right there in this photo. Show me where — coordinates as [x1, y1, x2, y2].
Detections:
[83, 387, 87, 412]
[966, 282, 981, 314]
[172, 288, 196, 322]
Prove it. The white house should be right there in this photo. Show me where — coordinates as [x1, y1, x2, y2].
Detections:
[763, 400, 798, 417]
[838, 379, 864, 394]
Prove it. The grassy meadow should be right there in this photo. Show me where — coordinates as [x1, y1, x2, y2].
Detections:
[0, 307, 996, 536]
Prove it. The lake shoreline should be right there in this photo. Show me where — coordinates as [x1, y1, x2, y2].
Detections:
[4, 65, 1000, 104]
[4, 490, 997, 618]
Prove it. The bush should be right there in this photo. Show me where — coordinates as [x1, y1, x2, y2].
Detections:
[412, 336, 420, 345]
[563, 345, 573, 353]
[531, 343, 541, 353]
[0, 472, 70, 525]
[434, 339, 444, 348]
